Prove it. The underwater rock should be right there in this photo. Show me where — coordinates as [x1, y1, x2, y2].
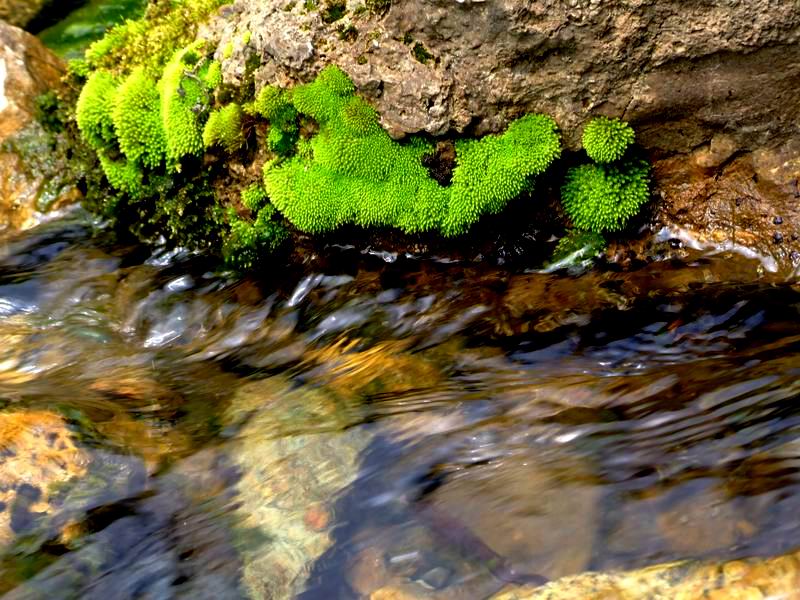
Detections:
[0, 22, 80, 237]
[490, 548, 800, 599]
[0, 410, 89, 548]
[225, 376, 373, 600]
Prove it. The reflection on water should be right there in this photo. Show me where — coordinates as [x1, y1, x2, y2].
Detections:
[1, 210, 800, 598]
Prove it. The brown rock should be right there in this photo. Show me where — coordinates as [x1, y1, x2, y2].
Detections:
[0, 410, 89, 547]
[426, 450, 599, 581]
[0, 22, 80, 238]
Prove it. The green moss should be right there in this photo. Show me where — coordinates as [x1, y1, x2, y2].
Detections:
[561, 159, 650, 232]
[582, 116, 635, 164]
[84, 0, 230, 78]
[223, 205, 289, 270]
[76, 70, 118, 150]
[241, 31, 252, 45]
[240, 183, 268, 211]
[159, 42, 213, 169]
[205, 60, 223, 89]
[98, 153, 143, 196]
[322, 0, 347, 23]
[203, 103, 245, 152]
[263, 65, 561, 236]
[412, 42, 433, 64]
[112, 67, 165, 168]
[222, 41, 234, 60]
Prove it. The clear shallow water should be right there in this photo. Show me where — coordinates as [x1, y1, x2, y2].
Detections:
[0, 211, 800, 598]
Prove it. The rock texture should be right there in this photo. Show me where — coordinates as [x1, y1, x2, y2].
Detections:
[203, 0, 800, 271]
[206, 0, 800, 149]
[0, 22, 80, 237]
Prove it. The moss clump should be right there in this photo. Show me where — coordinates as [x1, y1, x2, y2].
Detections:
[561, 159, 650, 232]
[205, 60, 223, 89]
[75, 70, 118, 150]
[240, 183, 268, 211]
[112, 67, 165, 168]
[83, 0, 230, 78]
[412, 42, 433, 64]
[160, 42, 214, 169]
[263, 65, 561, 236]
[203, 103, 245, 152]
[322, 0, 347, 23]
[582, 116, 635, 164]
[251, 85, 298, 155]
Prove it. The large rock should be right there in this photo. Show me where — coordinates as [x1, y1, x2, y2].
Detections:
[0, 22, 80, 237]
[203, 0, 800, 271]
[206, 0, 799, 149]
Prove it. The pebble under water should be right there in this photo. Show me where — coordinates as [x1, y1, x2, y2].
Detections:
[0, 210, 800, 598]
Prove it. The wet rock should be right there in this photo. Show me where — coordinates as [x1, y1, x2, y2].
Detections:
[225, 376, 373, 599]
[0, 410, 88, 547]
[0, 22, 80, 237]
[0, 0, 50, 28]
[426, 449, 599, 581]
[491, 547, 800, 599]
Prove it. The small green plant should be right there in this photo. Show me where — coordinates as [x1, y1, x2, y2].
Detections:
[223, 204, 288, 270]
[412, 42, 433, 64]
[581, 116, 635, 164]
[548, 229, 606, 269]
[203, 103, 245, 152]
[262, 65, 561, 236]
[561, 159, 650, 232]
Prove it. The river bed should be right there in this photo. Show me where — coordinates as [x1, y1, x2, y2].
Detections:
[0, 209, 799, 598]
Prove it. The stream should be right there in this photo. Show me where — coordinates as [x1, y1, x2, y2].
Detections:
[0, 208, 799, 598]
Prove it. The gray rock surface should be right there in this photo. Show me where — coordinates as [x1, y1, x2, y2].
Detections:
[203, 0, 800, 152]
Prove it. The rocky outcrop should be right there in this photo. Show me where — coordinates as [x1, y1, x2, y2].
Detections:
[204, 0, 800, 272]
[0, 22, 83, 237]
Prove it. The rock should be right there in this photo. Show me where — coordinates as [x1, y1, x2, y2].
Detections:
[0, 0, 49, 29]
[205, 0, 799, 150]
[201, 0, 800, 271]
[490, 548, 800, 599]
[0, 22, 80, 237]
[225, 376, 373, 599]
[0, 410, 89, 547]
[425, 448, 599, 581]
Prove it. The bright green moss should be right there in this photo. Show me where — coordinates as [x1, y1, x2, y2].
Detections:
[264, 65, 561, 236]
[444, 113, 561, 235]
[582, 116, 635, 164]
[159, 42, 212, 169]
[203, 103, 245, 152]
[112, 67, 165, 168]
[240, 183, 268, 211]
[561, 160, 650, 232]
[205, 60, 223, 89]
[222, 41, 234, 60]
[76, 70, 118, 150]
[98, 154, 143, 196]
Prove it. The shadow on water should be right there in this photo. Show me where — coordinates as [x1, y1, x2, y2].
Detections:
[1, 211, 800, 597]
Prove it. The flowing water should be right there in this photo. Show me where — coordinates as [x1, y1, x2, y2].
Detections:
[0, 209, 799, 598]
